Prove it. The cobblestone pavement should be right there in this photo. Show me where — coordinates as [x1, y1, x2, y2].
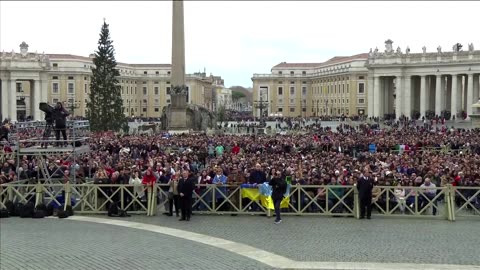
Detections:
[108, 214, 480, 266]
[0, 217, 271, 270]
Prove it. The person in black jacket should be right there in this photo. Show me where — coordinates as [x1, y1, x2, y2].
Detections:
[54, 102, 70, 147]
[357, 168, 375, 219]
[269, 171, 287, 224]
[177, 169, 196, 221]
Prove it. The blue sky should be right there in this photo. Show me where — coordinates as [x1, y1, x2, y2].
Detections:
[1, 1, 480, 88]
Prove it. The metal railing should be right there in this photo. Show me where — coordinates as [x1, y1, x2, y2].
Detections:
[1, 182, 478, 221]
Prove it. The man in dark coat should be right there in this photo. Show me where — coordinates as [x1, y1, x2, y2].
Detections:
[269, 171, 287, 224]
[357, 168, 375, 219]
[178, 169, 196, 221]
[54, 102, 70, 147]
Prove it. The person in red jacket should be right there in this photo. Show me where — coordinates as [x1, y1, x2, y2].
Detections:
[232, 143, 240, 155]
[142, 167, 156, 186]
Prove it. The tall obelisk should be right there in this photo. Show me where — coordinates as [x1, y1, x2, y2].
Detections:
[169, 0, 187, 131]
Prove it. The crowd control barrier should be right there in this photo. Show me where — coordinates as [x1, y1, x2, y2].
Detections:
[1, 183, 479, 221]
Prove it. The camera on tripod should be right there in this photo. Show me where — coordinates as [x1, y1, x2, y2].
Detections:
[39, 102, 55, 123]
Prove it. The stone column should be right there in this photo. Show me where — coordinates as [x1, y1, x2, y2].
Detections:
[403, 76, 412, 118]
[373, 76, 380, 117]
[367, 75, 374, 117]
[33, 80, 42, 120]
[396, 76, 403, 119]
[473, 74, 480, 103]
[435, 75, 442, 117]
[451, 74, 458, 120]
[466, 73, 474, 119]
[420, 75, 426, 118]
[9, 80, 17, 121]
[1, 80, 8, 121]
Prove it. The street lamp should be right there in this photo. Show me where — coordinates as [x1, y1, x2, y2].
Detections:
[253, 96, 269, 121]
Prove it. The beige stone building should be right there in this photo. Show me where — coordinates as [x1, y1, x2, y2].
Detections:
[251, 53, 369, 118]
[0, 43, 219, 121]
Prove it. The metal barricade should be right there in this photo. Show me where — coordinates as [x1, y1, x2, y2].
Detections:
[451, 186, 480, 220]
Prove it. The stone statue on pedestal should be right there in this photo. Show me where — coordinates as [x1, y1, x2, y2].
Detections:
[406, 46, 410, 55]
[385, 39, 394, 53]
[437, 46, 442, 53]
[374, 47, 378, 56]
[422, 46, 426, 54]
[468, 43, 474, 52]
[396, 46, 402, 54]
[369, 48, 373, 57]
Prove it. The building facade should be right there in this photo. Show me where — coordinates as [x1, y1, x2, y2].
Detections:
[0, 42, 219, 122]
[251, 53, 369, 118]
[366, 40, 480, 120]
[252, 40, 480, 120]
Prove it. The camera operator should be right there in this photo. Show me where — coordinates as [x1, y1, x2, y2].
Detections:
[54, 102, 70, 147]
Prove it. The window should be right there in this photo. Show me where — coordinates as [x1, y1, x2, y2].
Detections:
[359, 98, 365, 104]
[358, 83, 365, 94]
[84, 77, 87, 80]
[155, 71, 159, 75]
[347, 84, 349, 93]
[290, 81, 295, 84]
[302, 71, 306, 75]
[16, 83, 23, 93]
[154, 87, 159, 95]
[278, 98, 283, 104]
[290, 108, 295, 112]
[290, 99, 295, 104]
[144, 71, 147, 75]
[67, 98, 74, 105]
[155, 99, 159, 104]
[52, 76, 58, 80]
[154, 108, 159, 112]
[85, 84, 88, 94]
[166, 87, 171, 95]
[290, 71, 294, 75]
[302, 86, 307, 96]
[143, 87, 147, 95]
[290, 87, 295, 95]
[278, 71, 282, 75]
[154, 81, 159, 84]
[278, 108, 283, 112]
[302, 81, 307, 84]
[135, 87, 137, 95]
[278, 81, 283, 84]
[278, 87, 283, 95]
[68, 76, 74, 80]
[167, 71, 171, 75]
[53, 98, 59, 104]
[143, 81, 147, 84]
[166, 81, 170, 84]
[143, 108, 147, 112]
[166, 99, 171, 103]
[346, 99, 349, 104]
[53, 63, 58, 67]
[302, 108, 306, 112]
[359, 76, 365, 80]
[67, 83, 74, 94]
[48, 84, 63, 98]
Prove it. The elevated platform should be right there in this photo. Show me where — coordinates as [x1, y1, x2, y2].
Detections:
[18, 144, 90, 155]
[168, 129, 190, 134]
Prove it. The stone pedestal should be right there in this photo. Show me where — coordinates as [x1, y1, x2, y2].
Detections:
[169, 94, 187, 130]
[470, 115, 480, 128]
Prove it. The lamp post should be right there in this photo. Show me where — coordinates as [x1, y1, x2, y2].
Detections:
[67, 99, 80, 117]
[253, 96, 269, 121]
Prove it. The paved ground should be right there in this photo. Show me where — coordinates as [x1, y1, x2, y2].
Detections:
[107, 214, 480, 266]
[1, 215, 479, 270]
[0, 217, 271, 270]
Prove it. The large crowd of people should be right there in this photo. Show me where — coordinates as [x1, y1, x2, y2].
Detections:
[1, 117, 480, 217]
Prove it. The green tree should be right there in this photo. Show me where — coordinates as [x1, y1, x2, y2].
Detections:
[216, 104, 226, 126]
[232, 91, 246, 101]
[86, 20, 126, 132]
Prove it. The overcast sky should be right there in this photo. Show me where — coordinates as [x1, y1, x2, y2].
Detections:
[1, 1, 480, 88]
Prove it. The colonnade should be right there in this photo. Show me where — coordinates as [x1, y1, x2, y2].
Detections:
[368, 73, 480, 120]
[0, 78, 47, 121]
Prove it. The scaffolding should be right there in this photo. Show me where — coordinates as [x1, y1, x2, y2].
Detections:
[13, 120, 91, 185]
